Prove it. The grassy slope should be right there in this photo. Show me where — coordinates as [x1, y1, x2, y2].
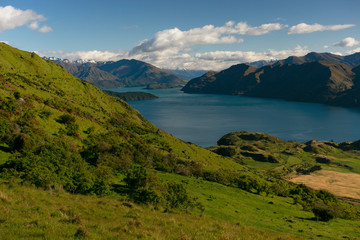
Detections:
[0, 182, 302, 240]
[159, 173, 360, 240]
[1, 174, 359, 240]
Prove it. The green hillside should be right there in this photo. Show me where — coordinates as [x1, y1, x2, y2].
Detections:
[0, 43, 359, 239]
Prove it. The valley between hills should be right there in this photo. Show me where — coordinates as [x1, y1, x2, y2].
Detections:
[1, 43, 360, 239]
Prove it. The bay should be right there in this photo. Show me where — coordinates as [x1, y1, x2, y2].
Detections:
[110, 87, 360, 147]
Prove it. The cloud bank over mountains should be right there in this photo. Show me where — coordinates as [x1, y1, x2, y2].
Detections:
[129, 21, 286, 57]
[33, 18, 356, 70]
[44, 20, 357, 70]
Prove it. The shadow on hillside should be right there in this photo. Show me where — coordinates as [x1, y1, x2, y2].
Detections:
[0, 145, 11, 153]
[112, 183, 141, 202]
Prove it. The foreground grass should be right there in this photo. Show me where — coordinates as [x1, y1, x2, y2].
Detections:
[159, 172, 360, 240]
[0, 182, 301, 240]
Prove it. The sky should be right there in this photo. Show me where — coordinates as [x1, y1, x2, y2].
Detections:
[0, 0, 360, 70]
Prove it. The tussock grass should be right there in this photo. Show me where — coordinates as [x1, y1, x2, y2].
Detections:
[0, 182, 302, 240]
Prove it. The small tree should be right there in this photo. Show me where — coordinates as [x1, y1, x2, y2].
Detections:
[124, 165, 157, 189]
[312, 204, 335, 221]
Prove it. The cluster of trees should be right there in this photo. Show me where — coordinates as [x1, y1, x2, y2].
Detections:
[124, 165, 204, 212]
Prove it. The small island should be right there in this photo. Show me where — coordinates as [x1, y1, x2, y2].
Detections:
[103, 90, 159, 101]
[145, 83, 183, 89]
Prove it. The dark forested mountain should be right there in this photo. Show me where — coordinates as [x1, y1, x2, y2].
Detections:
[97, 59, 187, 87]
[275, 52, 360, 67]
[50, 58, 187, 89]
[182, 56, 360, 107]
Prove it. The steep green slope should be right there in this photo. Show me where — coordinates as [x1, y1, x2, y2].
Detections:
[0, 42, 246, 194]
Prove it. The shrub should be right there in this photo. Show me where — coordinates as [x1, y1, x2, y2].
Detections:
[0, 118, 11, 142]
[57, 114, 76, 125]
[8, 133, 32, 152]
[38, 110, 52, 119]
[65, 122, 79, 136]
[312, 204, 335, 221]
[0, 137, 109, 194]
[164, 182, 193, 209]
[213, 146, 236, 157]
[124, 165, 158, 190]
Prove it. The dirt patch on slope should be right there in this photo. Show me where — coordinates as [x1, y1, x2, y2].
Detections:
[290, 170, 360, 200]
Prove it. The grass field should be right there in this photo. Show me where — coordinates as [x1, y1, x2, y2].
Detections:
[290, 170, 360, 200]
[158, 172, 360, 239]
[0, 182, 303, 240]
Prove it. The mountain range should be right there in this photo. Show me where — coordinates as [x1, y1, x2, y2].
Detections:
[182, 52, 360, 108]
[49, 58, 188, 89]
[276, 52, 360, 66]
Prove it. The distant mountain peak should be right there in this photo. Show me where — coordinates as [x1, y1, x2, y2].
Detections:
[276, 51, 360, 67]
[48, 57, 187, 89]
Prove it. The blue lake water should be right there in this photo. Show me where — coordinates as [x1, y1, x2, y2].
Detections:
[110, 87, 360, 147]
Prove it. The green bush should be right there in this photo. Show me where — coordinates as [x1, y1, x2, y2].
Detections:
[65, 122, 79, 136]
[38, 110, 52, 119]
[124, 165, 203, 212]
[0, 137, 111, 195]
[312, 204, 336, 221]
[0, 118, 11, 142]
[124, 165, 158, 189]
[57, 114, 76, 125]
[8, 133, 33, 152]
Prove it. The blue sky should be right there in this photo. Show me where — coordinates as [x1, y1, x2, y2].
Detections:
[0, 0, 359, 70]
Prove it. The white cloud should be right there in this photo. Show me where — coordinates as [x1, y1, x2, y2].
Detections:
[28, 21, 39, 30]
[330, 52, 343, 56]
[0, 5, 52, 33]
[156, 45, 308, 70]
[194, 45, 308, 63]
[323, 45, 329, 49]
[333, 37, 360, 47]
[40, 50, 127, 62]
[38, 25, 53, 33]
[346, 47, 360, 55]
[227, 21, 287, 36]
[42, 20, 312, 71]
[43, 45, 310, 71]
[287, 23, 355, 34]
[130, 21, 286, 56]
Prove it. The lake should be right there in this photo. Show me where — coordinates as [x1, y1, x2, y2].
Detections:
[110, 87, 360, 147]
